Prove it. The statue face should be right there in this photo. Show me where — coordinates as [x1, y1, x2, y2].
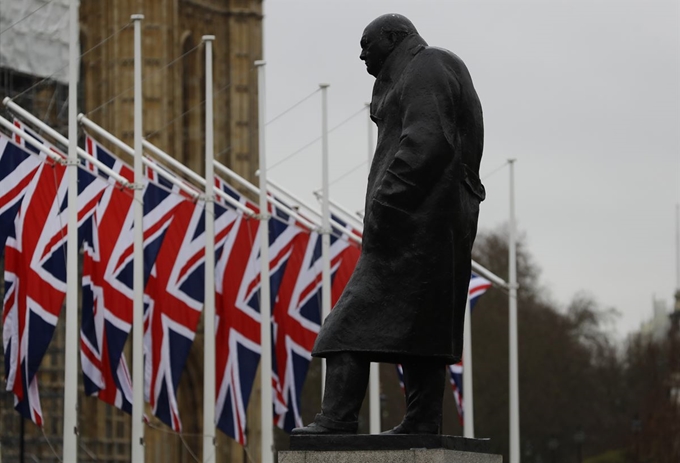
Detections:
[359, 27, 395, 77]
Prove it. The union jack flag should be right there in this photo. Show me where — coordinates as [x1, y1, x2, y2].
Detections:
[0, 120, 74, 257]
[468, 272, 492, 311]
[396, 364, 405, 393]
[80, 135, 182, 413]
[448, 361, 464, 424]
[214, 186, 304, 444]
[143, 198, 203, 430]
[329, 218, 362, 305]
[272, 215, 361, 432]
[449, 272, 491, 424]
[3, 127, 107, 424]
[80, 136, 135, 412]
[143, 177, 243, 432]
[0, 130, 44, 257]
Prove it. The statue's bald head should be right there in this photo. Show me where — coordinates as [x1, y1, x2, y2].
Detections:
[365, 14, 418, 38]
[360, 14, 419, 77]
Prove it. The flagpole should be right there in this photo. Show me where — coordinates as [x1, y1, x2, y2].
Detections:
[131, 14, 146, 463]
[319, 83, 331, 398]
[62, 0, 79, 460]
[462, 298, 474, 438]
[472, 261, 509, 290]
[77, 114, 255, 213]
[256, 60, 275, 463]
[2, 101, 131, 187]
[265, 180, 360, 247]
[202, 35, 216, 463]
[366, 102, 380, 434]
[215, 161, 317, 232]
[508, 159, 520, 463]
[312, 193, 363, 229]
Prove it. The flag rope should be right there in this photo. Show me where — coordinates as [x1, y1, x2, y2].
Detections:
[268, 105, 367, 171]
[266, 88, 321, 127]
[147, 64, 262, 151]
[326, 158, 368, 188]
[41, 426, 63, 463]
[86, 41, 202, 118]
[148, 86, 323, 162]
[482, 160, 510, 181]
[8, 20, 133, 103]
[144, 421, 201, 463]
[145, 82, 233, 142]
[78, 440, 99, 460]
[0, 0, 56, 37]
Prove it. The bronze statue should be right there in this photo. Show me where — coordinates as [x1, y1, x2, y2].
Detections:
[293, 13, 485, 435]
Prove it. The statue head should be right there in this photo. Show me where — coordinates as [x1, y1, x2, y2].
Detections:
[360, 14, 418, 77]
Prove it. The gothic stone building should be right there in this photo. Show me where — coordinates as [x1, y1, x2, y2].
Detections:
[0, 1, 264, 461]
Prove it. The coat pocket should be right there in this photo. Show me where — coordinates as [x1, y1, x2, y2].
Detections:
[374, 168, 425, 214]
[462, 164, 486, 202]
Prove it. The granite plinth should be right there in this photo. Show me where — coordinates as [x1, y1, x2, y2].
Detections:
[290, 435, 490, 452]
[281, 435, 502, 463]
[279, 448, 501, 463]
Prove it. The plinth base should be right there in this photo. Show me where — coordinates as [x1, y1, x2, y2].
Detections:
[280, 435, 502, 463]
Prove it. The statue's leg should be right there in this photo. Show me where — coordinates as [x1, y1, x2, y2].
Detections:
[292, 352, 369, 434]
[383, 359, 445, 434]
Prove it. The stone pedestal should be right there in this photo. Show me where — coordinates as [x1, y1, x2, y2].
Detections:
[279, 435, 502, 463]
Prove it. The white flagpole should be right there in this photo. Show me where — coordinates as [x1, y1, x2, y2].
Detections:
[462, 298, 474, 438]
[0, 116, 64, 163]
[319, 83, 331, 398]
[215, 161, 317, 232]
[313, 193, 363, 229]
[508, 159, 520, 463]
[472, 261, 508, 289]
[266, 183, 359, 247]
[131, 13, 146, 463]
[62, 0, 79, 460]
[256, 60, 274, 463]
[202, 35, 216, 463]
[77, 114, 256, 213]
[1, 100, 131, 186]
[366, 102, 380, 434]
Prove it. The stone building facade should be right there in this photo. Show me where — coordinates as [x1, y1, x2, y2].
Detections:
[0, 1, 263, 461]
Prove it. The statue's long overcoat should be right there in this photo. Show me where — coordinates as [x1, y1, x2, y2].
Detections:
[312, 35, 485, 365]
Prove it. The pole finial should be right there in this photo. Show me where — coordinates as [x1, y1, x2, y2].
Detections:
[131, 14, 144, 21]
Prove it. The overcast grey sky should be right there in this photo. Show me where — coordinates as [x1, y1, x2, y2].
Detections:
[262, 0, 679, 337]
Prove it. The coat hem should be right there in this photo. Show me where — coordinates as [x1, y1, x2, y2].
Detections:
[311, 349, 460, 365]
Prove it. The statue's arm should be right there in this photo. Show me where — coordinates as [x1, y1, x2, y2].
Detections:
[374, 53, 460, 213]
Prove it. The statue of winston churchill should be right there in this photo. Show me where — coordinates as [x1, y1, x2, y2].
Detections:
[293, 13, 485, 435]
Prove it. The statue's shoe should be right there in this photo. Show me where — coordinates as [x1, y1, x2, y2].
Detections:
[292, 414, 358, 435]
[381, 422, 439, 435]
[291, 422, 355, 435]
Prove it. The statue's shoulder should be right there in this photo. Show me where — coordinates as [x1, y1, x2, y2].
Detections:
[418, 46, 466, 69]
[412, 47, 475, 89]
